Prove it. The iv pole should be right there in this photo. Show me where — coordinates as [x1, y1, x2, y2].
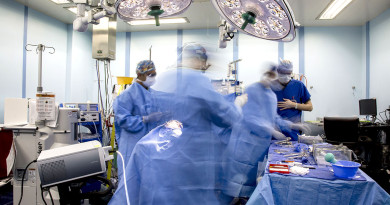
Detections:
[25, 44, 55, 93]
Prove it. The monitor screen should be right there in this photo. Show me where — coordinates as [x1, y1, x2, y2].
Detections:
[359, 99, 377, 115]
[78, 104, 88, 112]
[89, 104, 99, 111]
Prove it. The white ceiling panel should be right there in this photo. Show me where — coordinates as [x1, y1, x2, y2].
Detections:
[13, 0, 390, 32]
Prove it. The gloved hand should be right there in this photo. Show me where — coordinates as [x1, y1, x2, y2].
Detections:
[272, 130, 287, 140]
[234, 94, 248, 107]
[290, 123, 311, 134]
[143, 112, 164, 123]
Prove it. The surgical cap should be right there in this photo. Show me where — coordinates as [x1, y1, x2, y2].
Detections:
[182, 44, 208, 61]
[136, 60, 156, 74]
[277, 60, 293, 74]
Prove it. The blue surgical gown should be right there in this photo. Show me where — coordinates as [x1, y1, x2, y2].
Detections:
[113, 82, 159, 181]
[109, 68, 242, 205]
[272, 79, 311, 140]
[222, 82, 290, 198]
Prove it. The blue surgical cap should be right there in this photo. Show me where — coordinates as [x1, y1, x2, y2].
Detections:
[136, 60, 156, 74]
[277, 60, 293, 74]
[182, 44, 208, 61]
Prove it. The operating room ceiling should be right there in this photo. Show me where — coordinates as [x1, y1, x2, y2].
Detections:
[13, 0, 390, 32]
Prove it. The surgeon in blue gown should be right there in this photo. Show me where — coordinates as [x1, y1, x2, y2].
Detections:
[271, 59, 313, 140]
[109, 44, 243, 205]
[222, 67, 294, 202]
[113, 60, 164, 181]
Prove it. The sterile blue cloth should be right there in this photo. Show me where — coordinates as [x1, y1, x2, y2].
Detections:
[247, 172, 390, 205]
[113, 82, 160, 181]
[272, 79, 311, 140]
[246, 140, 390, 204]
[109, 68, 242, 205]
[222, 82, 278, 198]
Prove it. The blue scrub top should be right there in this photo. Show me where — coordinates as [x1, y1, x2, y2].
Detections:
[272, 79, 311, 140]
[113, 82, 160, 181]
[272, 79, 311, 123]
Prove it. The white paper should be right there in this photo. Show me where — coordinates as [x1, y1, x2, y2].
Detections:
[6, 141, 16, 176]
[4, 98, 28, 126]
[36, 93, 56, 121]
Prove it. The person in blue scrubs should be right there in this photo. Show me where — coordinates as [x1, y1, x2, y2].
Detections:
[113, 60, 164, 181]
[271, 60, 313, 140]
[222, 67, 293, 203]
[109, 44, 243, 205]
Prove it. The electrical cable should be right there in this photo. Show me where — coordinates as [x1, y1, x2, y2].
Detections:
[116, 151, 130, 205]
[40, 184, 48, 205]
[81, 175, 113, 198]
[96, 60, 105, 119]
[104, 61, 109, 118]
[48, 187, 54, 205]
[92, 120, 102, 144]
[96, 60, 108, 143]
[379, 111, 386, 124]
[18, 159, 37, 205]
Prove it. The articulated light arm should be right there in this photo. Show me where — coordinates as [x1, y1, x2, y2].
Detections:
[72, 0, 116, 32]
[218, 19, 237, 48]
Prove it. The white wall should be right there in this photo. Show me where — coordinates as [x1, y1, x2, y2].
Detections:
[0, 0, 24, 123]
[284, 32, 300, 74]
[69, 30, 97, 103]
[130, 30, 178, 76]
[238, 34, 279, 86]
[304, 27, 365, 121]
[110, 32, 126, 78]
[370, 9, 390, 115]
[0, 0, 95, 123]
[25, 8, 68, 102]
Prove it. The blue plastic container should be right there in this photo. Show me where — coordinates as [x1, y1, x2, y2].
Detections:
[332, 160, 361, 179]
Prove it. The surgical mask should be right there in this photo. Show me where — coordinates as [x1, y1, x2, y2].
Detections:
[142, 76, 156, 87]
[278, 74, 291, 84]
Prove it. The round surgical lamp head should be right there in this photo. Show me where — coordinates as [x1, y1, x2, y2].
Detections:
[115, 0, 192, 26]
[211, 0, 297, 41]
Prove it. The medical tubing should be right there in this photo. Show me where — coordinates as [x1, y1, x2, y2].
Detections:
[18, 159, 37, 205]
[116, 151, 130, 205]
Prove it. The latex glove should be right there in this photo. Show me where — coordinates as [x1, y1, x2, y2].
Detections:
[143, 112, 163, 123]
[290, 123, 311, 134]
[272, 130, 287, 140]
[234, 94, 248, 107]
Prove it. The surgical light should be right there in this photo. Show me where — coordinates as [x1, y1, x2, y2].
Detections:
[127, 17, 189, 25]
[115, 0, 192, 26]
[318, 0, 353, 20]
[211, 0, 296, 42]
